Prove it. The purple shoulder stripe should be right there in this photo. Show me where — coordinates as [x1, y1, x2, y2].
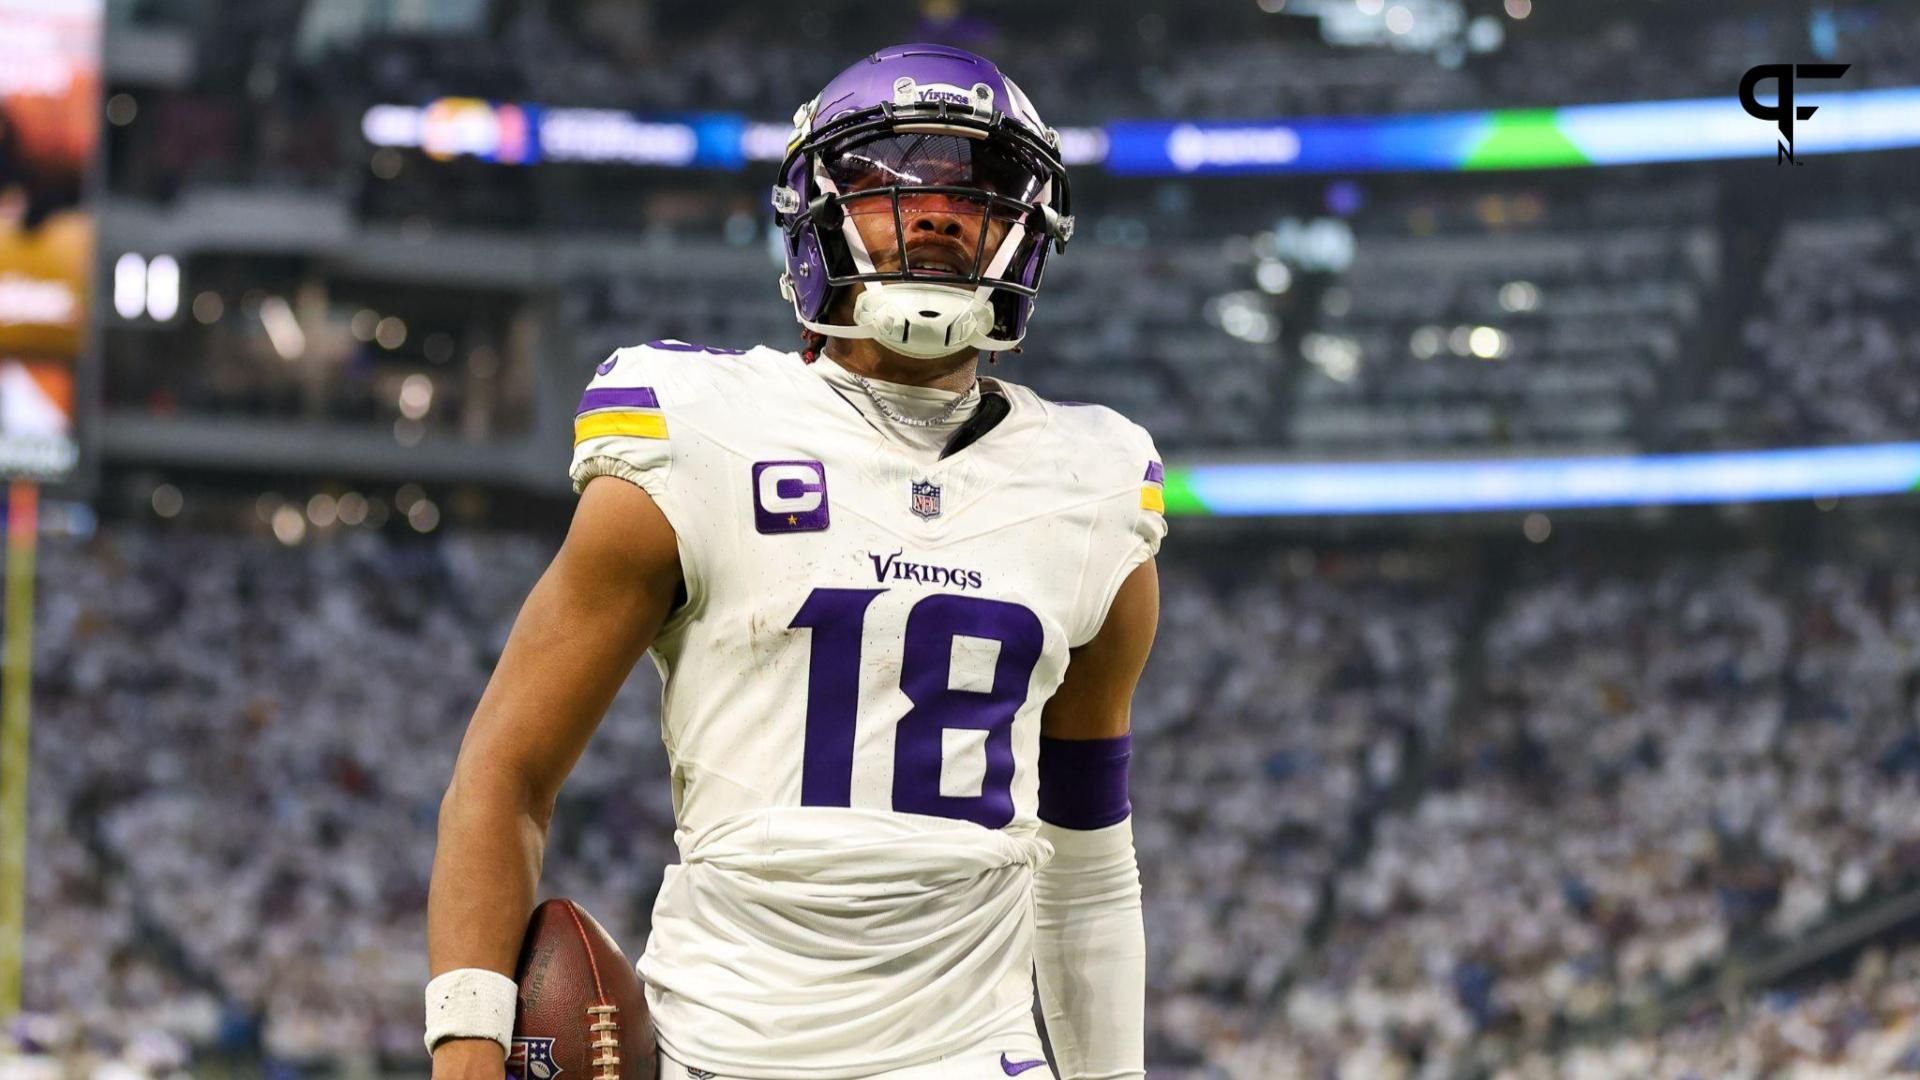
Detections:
[578, 386, 660, 413]
[1144, 461, 1165, 485]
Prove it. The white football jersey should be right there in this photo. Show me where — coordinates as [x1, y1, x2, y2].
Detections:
[569, 340, 1166, 1078]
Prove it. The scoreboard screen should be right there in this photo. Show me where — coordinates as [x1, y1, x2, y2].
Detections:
[0, 0, 98, 483]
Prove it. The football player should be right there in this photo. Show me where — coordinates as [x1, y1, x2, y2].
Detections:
[427, 43, 1162, 1080]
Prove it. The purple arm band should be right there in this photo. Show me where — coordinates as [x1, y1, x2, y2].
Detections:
[1038, 734, 1133, 830]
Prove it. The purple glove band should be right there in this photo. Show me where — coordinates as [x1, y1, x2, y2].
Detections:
[1038, 734, 1133, 831]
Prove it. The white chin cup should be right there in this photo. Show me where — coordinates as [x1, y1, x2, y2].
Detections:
[852, 283, 995, 359]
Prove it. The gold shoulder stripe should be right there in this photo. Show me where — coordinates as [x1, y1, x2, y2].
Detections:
[1140, 485, 1165, 513]
[575, 411, 667, 443]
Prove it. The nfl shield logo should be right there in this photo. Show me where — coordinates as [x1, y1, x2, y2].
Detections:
[910, 478, 942, 520]
[507, 1036, 562, 1079]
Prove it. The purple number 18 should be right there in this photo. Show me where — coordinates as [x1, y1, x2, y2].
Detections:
[788, 588, 1043, 828]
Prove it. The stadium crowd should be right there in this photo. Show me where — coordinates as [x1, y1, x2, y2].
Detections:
[549, 173, 1730, 455]
[19, 524, 681, 1071]
[1249, 542, 1920, 1077]
[1136, 545, 1470, 1072]
[1719, 205, 1920, 448]
[112, 2, 1920, 131]
[551, 171, 1920, 459]
[14, 513, 1920, 1077]
[1536, 939, 1920, 1079]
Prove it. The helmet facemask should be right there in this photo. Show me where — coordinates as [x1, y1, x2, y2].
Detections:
[776, 102, 1073, 359]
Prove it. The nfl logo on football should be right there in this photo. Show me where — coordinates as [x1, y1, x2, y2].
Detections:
[507, 1036, 561, 1080]
[910, 478, 942, 520]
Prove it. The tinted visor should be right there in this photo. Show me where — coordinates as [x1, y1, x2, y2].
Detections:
[824, 132, 1047, 202]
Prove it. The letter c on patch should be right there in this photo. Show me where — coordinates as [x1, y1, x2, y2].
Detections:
[753, 459, 830, 533]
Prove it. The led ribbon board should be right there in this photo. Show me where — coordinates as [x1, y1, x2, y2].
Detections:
[1159, 443, 1920, 517]
[366, 87, 1920, 175]
[1103, 87, 1920, 174]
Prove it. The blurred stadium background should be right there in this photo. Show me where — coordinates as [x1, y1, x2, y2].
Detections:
[5, 0, 1920, 1076]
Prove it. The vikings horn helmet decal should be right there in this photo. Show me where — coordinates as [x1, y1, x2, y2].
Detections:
[773, 44, 1074, 359]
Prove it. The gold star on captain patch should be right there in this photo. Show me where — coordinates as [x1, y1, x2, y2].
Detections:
[787, 514, 798, 525]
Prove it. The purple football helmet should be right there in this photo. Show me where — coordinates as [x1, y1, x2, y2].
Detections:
[773, 43, 1073, 358]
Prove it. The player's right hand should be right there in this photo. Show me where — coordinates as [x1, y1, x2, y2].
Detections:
[431, 1037, 507, 1079]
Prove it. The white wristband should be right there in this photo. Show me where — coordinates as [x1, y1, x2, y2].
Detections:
[424, 967, 518, 1057]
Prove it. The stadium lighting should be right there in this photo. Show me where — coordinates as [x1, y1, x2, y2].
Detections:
[408, 499, 441, 533]
[144, 255, 179, 321]
[336, 493, 369, 526]
[150, 484, 182, 519]
[113, 253, 144, 319]
[1211, 292, 1281, 344]
[270, 505, 307, 546]
[1409, 326, 1443, 359]
[1499, 281, 1539, 312]
[1302, 333, 1362, 381]
[1255, 260, 1293, 294]
[1468, 326, 1506, 359]
[1504, 0, 1531, 18]
[1466, 15, 1504, 52]
[259, 297, 306, 361]
[1271, 218, 1356, 272]
[307, 493, 338, 527]
[398, 374, 434, 419]
[375, 316, 407, 350]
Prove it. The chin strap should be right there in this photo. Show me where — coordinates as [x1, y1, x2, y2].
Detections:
[798, 284, 1023, 358]
[854, 283, 993, 358]
[796, 285, 996, 359]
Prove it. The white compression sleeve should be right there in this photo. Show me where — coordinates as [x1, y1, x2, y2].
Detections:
[1033, 817, 1146, 1080]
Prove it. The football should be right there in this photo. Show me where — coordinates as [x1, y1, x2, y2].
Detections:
[510, 898, 655, 1080]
